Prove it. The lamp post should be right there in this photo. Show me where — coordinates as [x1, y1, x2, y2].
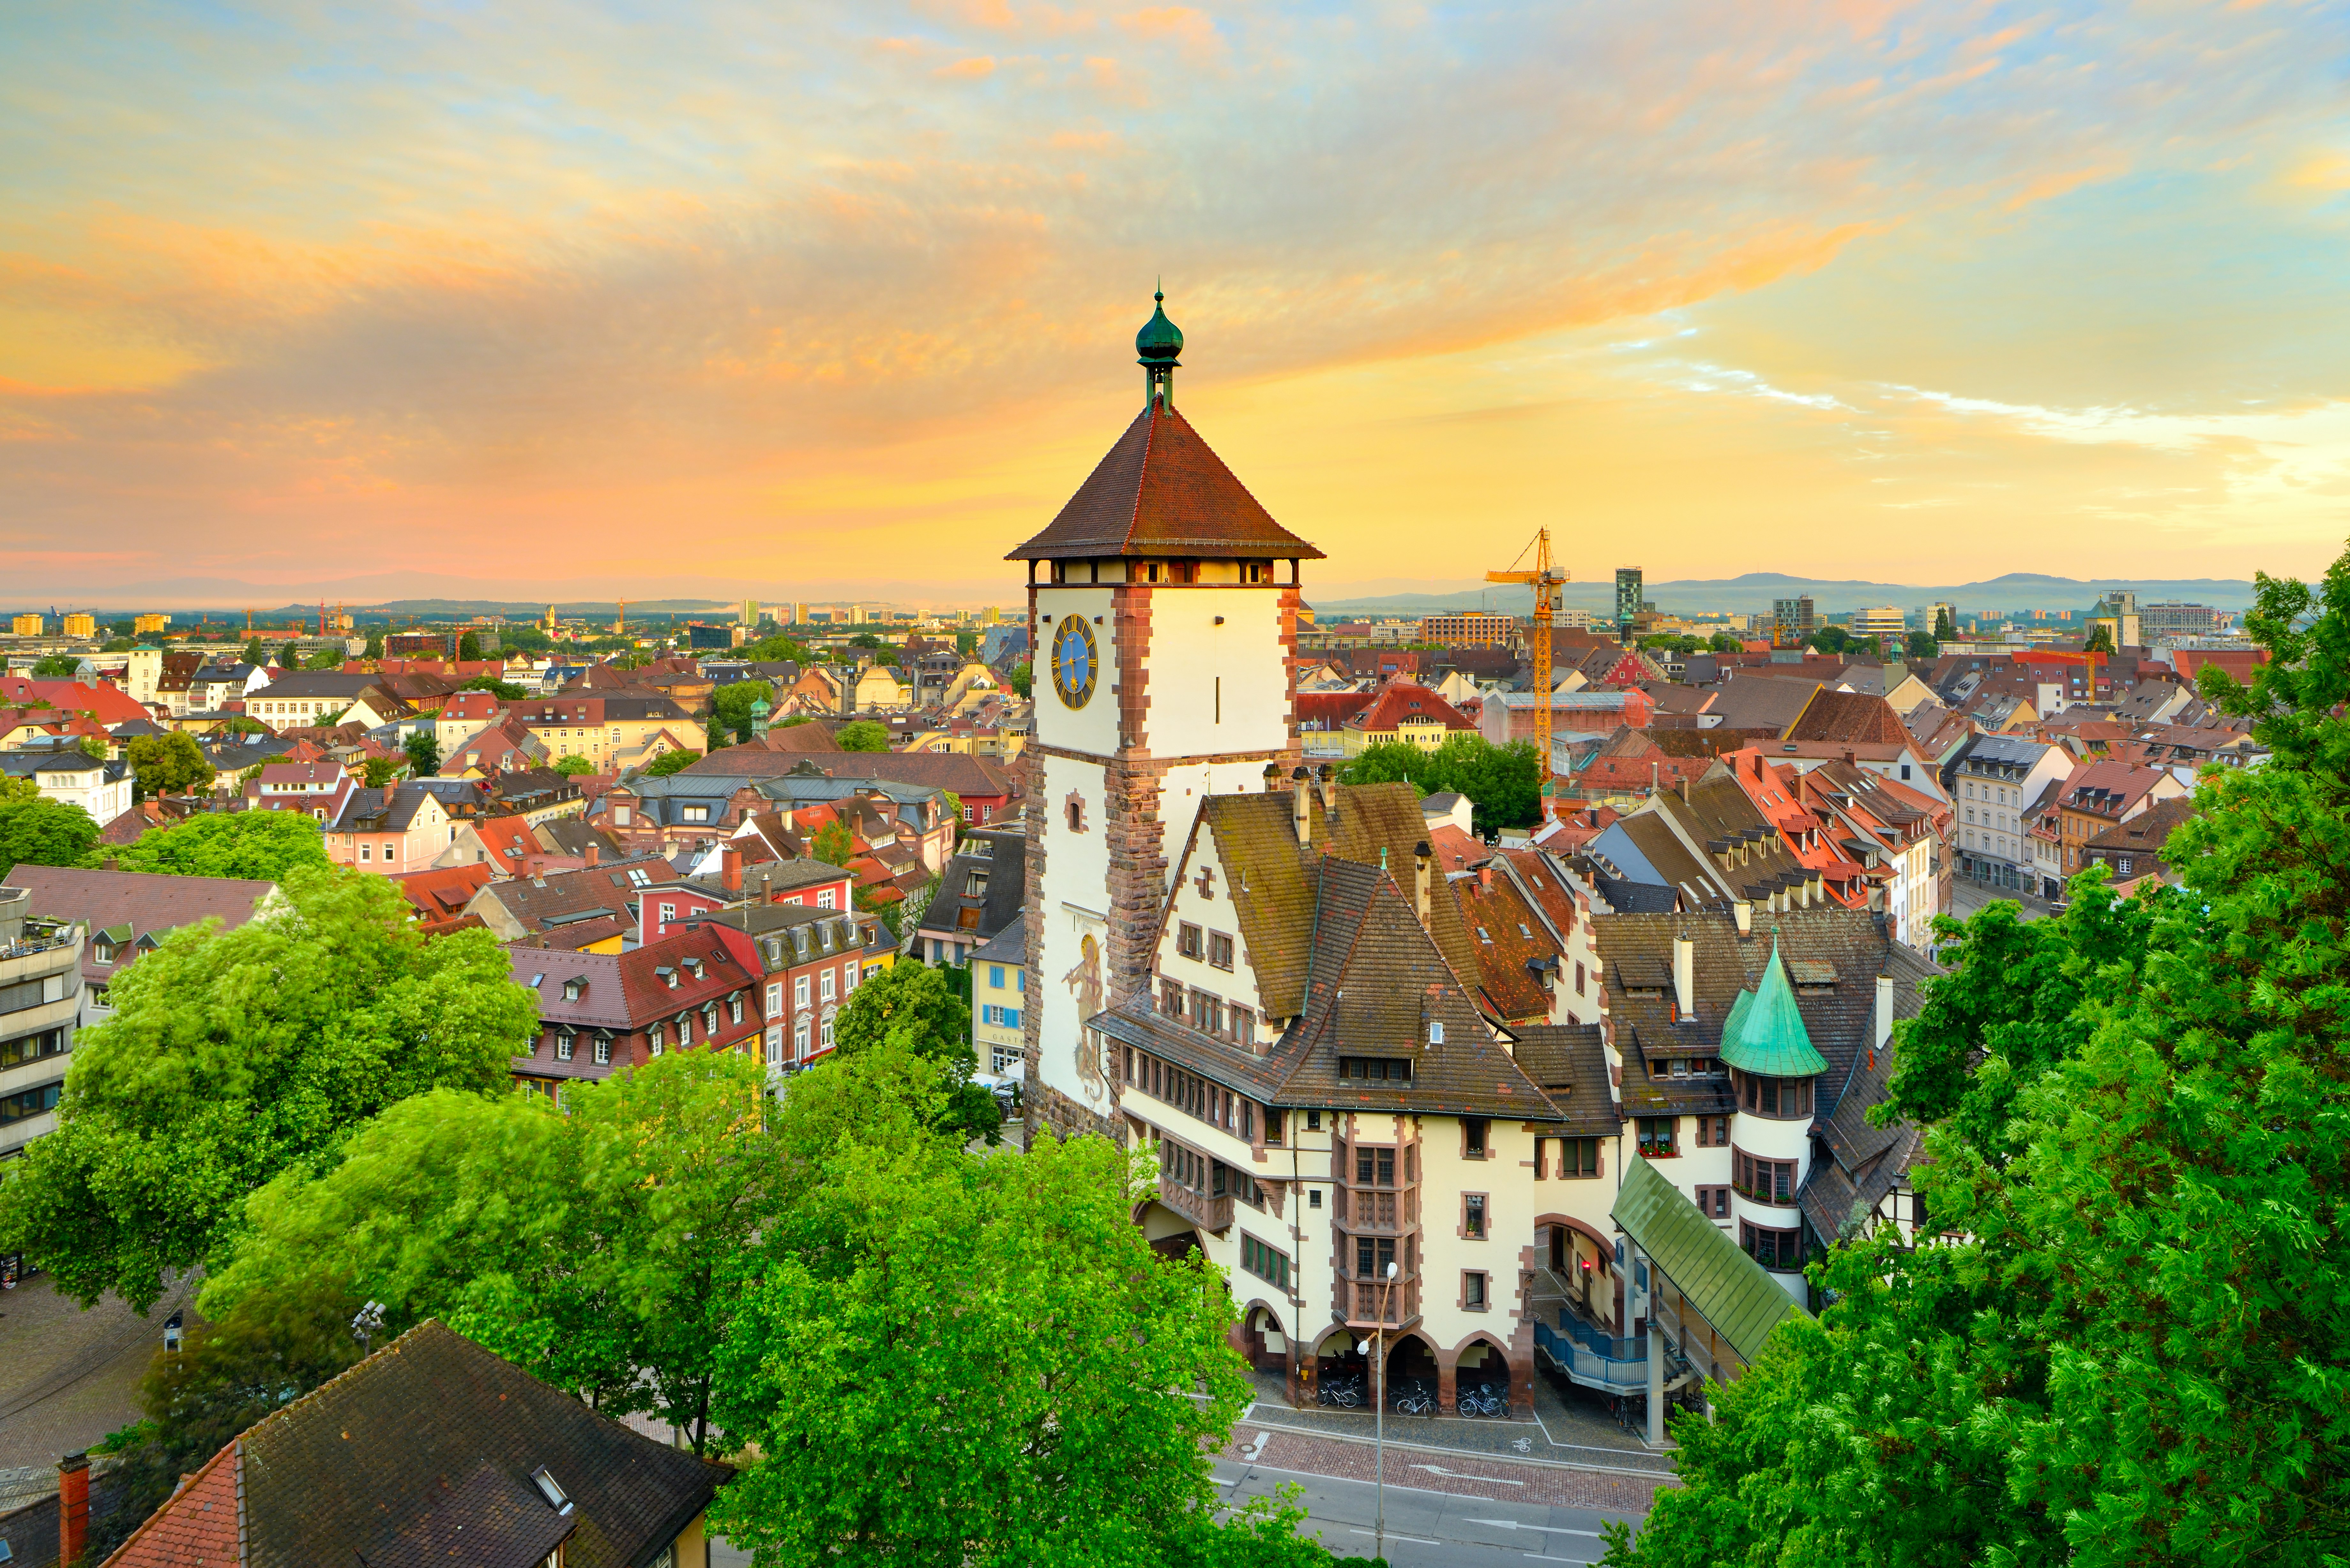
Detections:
[1375, 1259, 1397, 1563]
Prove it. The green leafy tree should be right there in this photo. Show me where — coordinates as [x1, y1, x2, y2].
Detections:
[709, 1131, 1327, 1568]
[2083, 621, 2117, 655]
[741, 633, 813, 663]
[363, 755, 402, 788]
[1707, 630, 1743, 652]
[0, 796, 102, 878]
[552, 754, 597, 776]
[460, 674, 529, 700]
[833, 961, 999, 1144]
[106, 808, 330, 882]
[1933, 607, 1957, 639]
[1805, 624, 1854, 656]
[848, 631, 890, 652]
[126, 732, 216, 798]
[101, 637, 137, 653]
[811, 820, 855, 865]
[955, 630, 978, 658]
[1607, 545, 2350, 1568]
[240, 636, 266, 666]
[0, 866, 537, 1309]
[1008, 660, 1032, 698]
[1905, 628, 1939, 660]
[1339, 734, 1540, 835]
[644, 748, 700, 777]
[404, 731, 441, 777]
[835, 719, 890, 752]
[363, 631, 384, 661]
[303, 644, 348, 670]
[710, 678, 774, 746]
[203, 1049, 781, 1455]
[79, 733, 107, 760]
[220, 715, 266, 735]
[33, 652, 82, 676]
[456, 632, 483, 661]
[0, 776, 39, 802]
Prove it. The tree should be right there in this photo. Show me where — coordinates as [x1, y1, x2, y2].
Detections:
[740, 633, 813, 664]
[202, 1049, 782, 1456]
[1905, 629, 1939, 660]
[241, 636, 266, 666]
[32, 652, 81, 676]
[0, 866, 537, 1309]
[456, 632, 483, 661]
[709, 1132, 1328, 1567]
[1008, 661, 1032, 698]
[710, 679, 774, 746]
[220, 715, 266, 735]
[1707, 630, 1743, 652]
[363, 755, 402, 788]
[362, 631, 384, 661]
[0, 796, 101, 878]
[107, 809, 331, 880]
[1607, 546, 2350, 1568]
[833, 961, 999, 1144]
[1806, 624, 1853, 656]
[126, 732, 216, 798]
[848, 631, 890, 652]
[955, 630, 978, 658]
[644, 749, 700, 777]
[101, 637, 136, 653]
[461, 674, 529, 701]
[552, 754, 597, 776]
[811, 821, 855, 865]
[2083, 621, 2117, 655]
[303, 644, 348, 670]
[835, 719, 890, 752]
[78, 733, 107, 760]
[1933, 606, 1957, 639]
[404, 731, 441, 777]
[1339, 734, 1541, 835]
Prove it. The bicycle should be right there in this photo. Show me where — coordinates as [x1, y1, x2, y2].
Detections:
[1320, 1376, 1365, 1410]
[1392, 1381, 1435, 1416]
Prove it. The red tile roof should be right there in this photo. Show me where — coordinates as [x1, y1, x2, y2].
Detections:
[1346, 680, 1476, 735]
[98, 1436, 241, 1567]
[1007, 404, 1324, 561]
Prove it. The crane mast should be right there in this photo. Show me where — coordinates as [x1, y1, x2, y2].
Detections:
[1487, 529, 1570, 820]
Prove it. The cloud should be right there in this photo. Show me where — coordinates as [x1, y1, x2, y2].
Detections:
[935, 55, 999, 78]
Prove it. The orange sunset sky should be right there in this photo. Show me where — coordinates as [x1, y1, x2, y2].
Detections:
[4, 0, 2348, 607]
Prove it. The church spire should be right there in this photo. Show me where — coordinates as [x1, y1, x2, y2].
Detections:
[1136, 285, 1183, 413]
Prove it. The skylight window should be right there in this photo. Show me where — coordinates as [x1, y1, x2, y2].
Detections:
[530, 1466, 572, 1515]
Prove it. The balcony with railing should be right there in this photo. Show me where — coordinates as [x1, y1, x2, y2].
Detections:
[1157, 1177, 1233, 1235]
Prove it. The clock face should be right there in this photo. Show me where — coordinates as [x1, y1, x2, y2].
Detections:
[1052, 615, 1099, 709]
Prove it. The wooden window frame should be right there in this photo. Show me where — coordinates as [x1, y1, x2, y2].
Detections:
[1460, 1191, 1489, 1241]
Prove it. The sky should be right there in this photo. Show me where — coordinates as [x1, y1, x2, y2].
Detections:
[4, 0, 2349, 608]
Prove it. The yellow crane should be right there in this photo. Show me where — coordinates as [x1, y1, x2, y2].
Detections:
[1487, 529, 1570, 816]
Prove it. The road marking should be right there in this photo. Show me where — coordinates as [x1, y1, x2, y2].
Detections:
[1209, 1459, 1648, 1523]
[1523, 1555, 1595, 1564]
[1351, 1529, 1441, 1546]
[1413, 1463, 1524, 1485]
[1465, 1519, 1603, 1536]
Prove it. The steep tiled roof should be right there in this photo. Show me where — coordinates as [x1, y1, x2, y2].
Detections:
[1509, 1025, 1618, 1134]
[389, 863, 494, 922]
[230, 1320, 724, 1568]
[1346, 681, 1476, 735]
[478, 857, 679, 935]
[1006, 405, 1324, 561]
[676, 748, 1015, 799]
[96, 1437, 241, 1567]
[1783, 689, 1910, 746]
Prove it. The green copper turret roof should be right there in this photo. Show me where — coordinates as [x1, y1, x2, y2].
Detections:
[1135, 288, 1183, 365]
[1717, 934, 1828, 1078]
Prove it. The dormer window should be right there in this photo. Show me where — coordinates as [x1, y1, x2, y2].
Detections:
[562, 977, 585, 1001]
[686, 957, 705, 980]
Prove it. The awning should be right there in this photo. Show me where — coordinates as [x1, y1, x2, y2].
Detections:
[1612, 1155, 1808, 1366]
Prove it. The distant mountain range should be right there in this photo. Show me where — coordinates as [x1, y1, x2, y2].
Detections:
[1310, 572, 2259, 619]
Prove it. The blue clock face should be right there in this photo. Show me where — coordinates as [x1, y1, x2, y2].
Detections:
[1053, 615, 1098, 709]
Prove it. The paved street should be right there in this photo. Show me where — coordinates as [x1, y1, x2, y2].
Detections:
[1950, 880, 2054, 923]
[0, 1270, 201, 1472]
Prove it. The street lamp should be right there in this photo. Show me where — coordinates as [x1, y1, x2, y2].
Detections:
[1375, 1259, 1398, 1563]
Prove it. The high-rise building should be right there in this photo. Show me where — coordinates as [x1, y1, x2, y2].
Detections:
[1613, 569, 1642, 632]
[742, 599, 760, 627]
[2142, 602, 2221, 640]
[133, 613, 171, 635]
[1850, 607, 1907, 642]
[1771, 596, 1816, 644]
[61, 613, 97, 639]
[11, 614, 42, 637]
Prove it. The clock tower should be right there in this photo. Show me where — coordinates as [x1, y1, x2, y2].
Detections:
[1009, 294, 1323, 1140]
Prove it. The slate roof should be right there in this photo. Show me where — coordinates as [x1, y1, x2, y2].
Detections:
[1612, 1154, 1807, 1365]
[477, 856, 679, 935]
[1703, 677, 1824, 735]
[1006, 404, 1324, 561]
[4, 864, 275, 986]
[1798, 940, 1937, 1242]
[676, 749, 1017, 801]
[186, 1320, 726, 1568]
[325, 783, 441, 834]
[916, 826, 1027, 943]
[1508, 1025, 1620, 1134]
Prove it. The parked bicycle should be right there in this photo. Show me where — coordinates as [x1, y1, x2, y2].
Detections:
[1459, 1384, 1509, 1418]
[1318, 1375, 1365, 1410]
[1391, 1380, 1436, 1416]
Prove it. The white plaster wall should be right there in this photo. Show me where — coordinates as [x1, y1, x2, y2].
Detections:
[1732, 1110, 1809, 1164]
[1032, 750, 1113, 1110]
[1033, 587, 1121, 758]
[1144, 588, 1292, 757]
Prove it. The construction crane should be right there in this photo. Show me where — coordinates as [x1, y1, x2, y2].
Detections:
[1487, 529, 1570, 818]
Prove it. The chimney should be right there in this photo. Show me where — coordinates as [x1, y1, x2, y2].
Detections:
[1672, 931, 1694, 1020]
[1875, 973, 1893, 1052]
[1318, 763, 1339, 826]
[1733, 899, 1752, 937]
[585, 844, 599, 867]
[59, 1452, 89, 1566]
[1262, 762, 1281, 793]
[1678, 774, 1690, 804]
[721, 844, 742, 893]
[1292, 767, 1312, 844]
[1414, 840, 1432, 923]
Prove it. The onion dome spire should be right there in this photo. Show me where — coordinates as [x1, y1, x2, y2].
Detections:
[1136, 284, 1182, 412]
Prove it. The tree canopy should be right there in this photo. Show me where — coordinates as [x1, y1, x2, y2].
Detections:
[1606, 546, 2350, 1568]
[0, 796, 102, 878]
[2083, 622, 2117, 655]
[125, 732, 215, 798]
[1904, 629, 1939, 660]
[833, 961, 999, 1145]
[0, 866, 537, 1308]
[835, 719, 891, 752]
[1338, 734, 1541, 835]
[404, 731, 442, 776]
[709, 678, 773, 746]
[460, 674, 529, 700]
[456, 632, 483, 661]
[303, 644, 349, 670]
[1008, 660, 1032, 698]
[551, 754, 597, 775]
[32, 652, 83, 676]
[810, 820, 855, 865]
[644, 748, 700, 777]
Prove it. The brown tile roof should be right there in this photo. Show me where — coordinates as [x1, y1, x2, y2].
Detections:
[1006, 405, 1324, 561]
[1783, 689, 1911, 745]
[674, 748, 1016, 798]
[98, 1436, 241, 1567]
[476, 856, 679, 935]
[389, 863, 494, 921]
[1509, 1025, 1620, 1134]
[1345, 680, 1476, 735]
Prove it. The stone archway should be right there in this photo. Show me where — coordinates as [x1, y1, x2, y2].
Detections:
[1384, 1331, 1439, 1414]
[1237, 1301, 1288, 1375]
[1133, 1199, 1201, 1261]
[1313, 1326, 1367, 1408]
[1527, 1212, 1621, 1336]
[1452, 1334, 1514, 1415]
